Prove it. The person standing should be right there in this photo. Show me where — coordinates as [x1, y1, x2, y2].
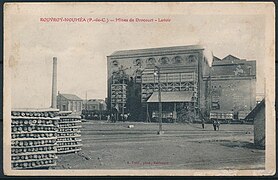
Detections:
[107, 114, 110, 122]
[124, 114, 128, 122]
[111, 114, 114, 123]
[173, 111, 177, 123]
[216, 120, 220, 131]
[202, 119, 205, 129]
[212, 120, 217, 131]
[114, 104, 119, 123]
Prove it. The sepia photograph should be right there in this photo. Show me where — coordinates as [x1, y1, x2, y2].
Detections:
[3, 2, 275, 176]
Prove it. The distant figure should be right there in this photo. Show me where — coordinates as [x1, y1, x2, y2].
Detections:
[124, 114, 128, 122]
[111, 114, 114, 123]
[107, 115, 110, 122]
[112, 106, 119, 123]
[201, 119, 205, 129]
[216, 121, 220, 131]
[127, 113, 131, 121]
[212, 120, 217, 131]
[173, 111, 177, 123]
[120, 114, 124, 121]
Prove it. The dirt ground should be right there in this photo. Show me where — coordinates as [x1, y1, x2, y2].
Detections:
[54, 120, 264, 170]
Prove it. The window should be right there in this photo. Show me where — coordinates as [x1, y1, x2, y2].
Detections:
[146, 58, 156, 65]
[187, 55, 197, 63]
[212, 102, 220, 110]
[134, 59, 141, 66]
[172, 56, 183, 64]
[159, 57, 169, 64]
[248, 67, 252, 75]
[112, 60, 118, 67]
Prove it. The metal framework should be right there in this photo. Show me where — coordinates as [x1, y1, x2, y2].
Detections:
[111, 73, 128, 117]
[141, 70, 198, 103]
[141, 68, 199, 122]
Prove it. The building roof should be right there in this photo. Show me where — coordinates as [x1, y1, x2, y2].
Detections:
[245, 99, 265, 120]
[109, 45, 204, 57]
[213, 56, 221, 61]
[212, 54, 251, 66]
[147, 91, 194, 103]
[59, 94, 83, 101]
[211, 54, 256, 77]
[222, 54, 240, 61]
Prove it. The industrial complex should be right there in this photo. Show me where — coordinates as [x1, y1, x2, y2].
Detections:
[107, 45, 256, 123]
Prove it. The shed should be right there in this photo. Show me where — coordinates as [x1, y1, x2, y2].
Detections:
[245, 99, 265, 147]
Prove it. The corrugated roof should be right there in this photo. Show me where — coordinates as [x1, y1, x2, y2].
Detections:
[60, 94, 83, 101]
[110, 45, 204, 56]
[147, 91, 194, 103]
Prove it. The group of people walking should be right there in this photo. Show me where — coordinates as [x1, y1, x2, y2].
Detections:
[201, 119, 220, 131]
[212, 120, 220, 131]
[107, 113, 130, 123]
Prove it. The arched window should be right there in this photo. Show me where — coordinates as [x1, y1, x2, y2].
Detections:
[159, 57, 170, 65]
[134, 59, 141, 66]
[248, 66, 252, 75]
[187, 55, 197, 63]
[112, 60, 118, 67]
[172, 56, 183, 64]
[146, 57, 156, 65]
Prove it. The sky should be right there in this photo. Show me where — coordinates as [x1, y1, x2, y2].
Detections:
[5, 3, 273, 108]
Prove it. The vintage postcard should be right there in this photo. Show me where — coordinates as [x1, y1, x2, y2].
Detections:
[3, 2, 275, 176]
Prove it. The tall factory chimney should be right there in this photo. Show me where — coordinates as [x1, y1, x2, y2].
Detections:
[51, 57, 57, 108]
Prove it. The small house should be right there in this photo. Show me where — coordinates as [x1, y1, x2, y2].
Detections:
[245, 99, 265, 147]
[57, 93, 83, 114]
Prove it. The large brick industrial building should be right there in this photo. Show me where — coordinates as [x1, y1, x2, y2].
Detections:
[209, 55, 256, 120]
[107, 45, 256, 122]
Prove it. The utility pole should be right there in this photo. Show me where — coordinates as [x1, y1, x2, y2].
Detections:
[155, 66, 163, 135]
[122, 79, 125, 121]
[99, 100, 102, 121]
[85, 91, 88, 111]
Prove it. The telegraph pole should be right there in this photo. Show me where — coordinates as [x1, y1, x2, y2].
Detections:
[155, 66, 163, 135]
[85, 91, 88, 111]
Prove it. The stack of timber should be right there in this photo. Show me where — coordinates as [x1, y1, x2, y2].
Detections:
[11, 108, 59, 169]
[57, 111, 82, 154]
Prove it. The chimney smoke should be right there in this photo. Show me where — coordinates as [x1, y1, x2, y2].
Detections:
[51, 57, 57, 108]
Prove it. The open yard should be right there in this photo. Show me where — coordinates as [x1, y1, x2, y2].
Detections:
[54, 121, 264, 170]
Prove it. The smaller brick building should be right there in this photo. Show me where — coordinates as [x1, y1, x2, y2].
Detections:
[57, 93, 83, 114]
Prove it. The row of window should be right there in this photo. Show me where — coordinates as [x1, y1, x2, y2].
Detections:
[111, 55, 197, 67]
